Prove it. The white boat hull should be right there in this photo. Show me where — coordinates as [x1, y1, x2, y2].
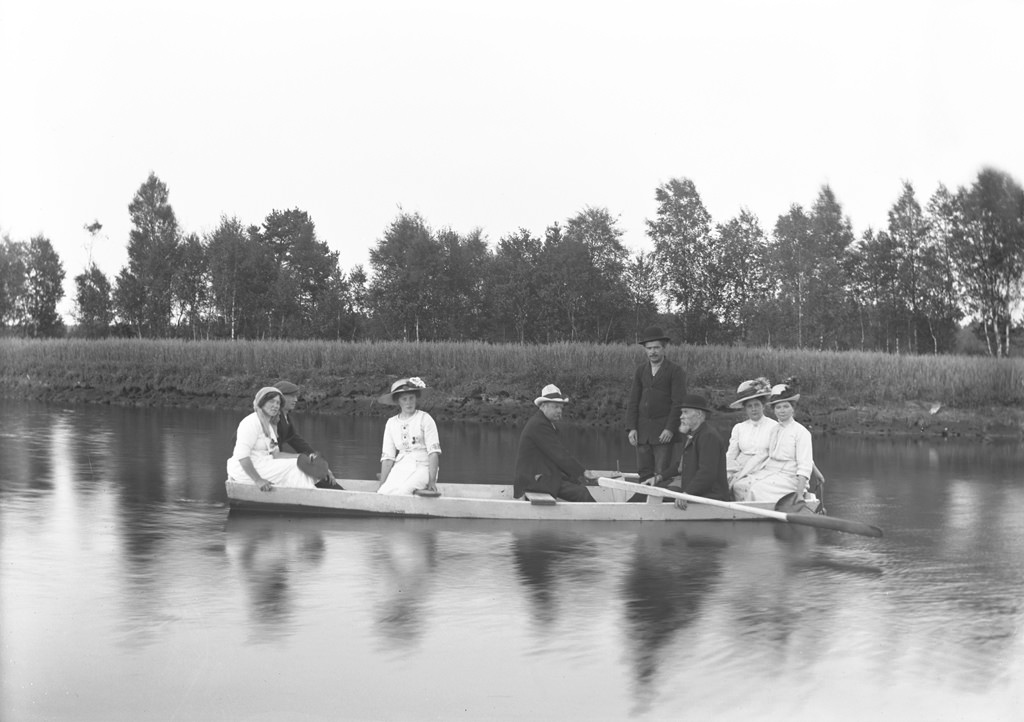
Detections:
[225, 479, 789, 522]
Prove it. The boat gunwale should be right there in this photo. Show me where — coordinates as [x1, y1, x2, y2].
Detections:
[225, 479, 781, 522]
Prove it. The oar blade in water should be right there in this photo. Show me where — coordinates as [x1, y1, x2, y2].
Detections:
[782, 511, 884, 538]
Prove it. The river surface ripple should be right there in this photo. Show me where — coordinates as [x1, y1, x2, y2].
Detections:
[1, 400, 1021, 721]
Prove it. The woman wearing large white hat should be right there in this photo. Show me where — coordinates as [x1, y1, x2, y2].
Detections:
[725, 377, 778, 500]
[377, 377, 442, 495]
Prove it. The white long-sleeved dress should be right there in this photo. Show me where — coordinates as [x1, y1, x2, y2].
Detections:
[726, 416, 778, 483]
[378, 410, 442, 495]
[732, 418, 813, 503]
[226, 413, 315, 488]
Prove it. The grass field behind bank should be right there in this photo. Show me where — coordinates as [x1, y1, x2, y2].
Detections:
[2, 338, 1021, 412]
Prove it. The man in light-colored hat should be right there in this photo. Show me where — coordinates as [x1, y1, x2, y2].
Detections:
[273, 380, 338, 488]
[514, 384, 600, 502]
[625, 326, 687, 484]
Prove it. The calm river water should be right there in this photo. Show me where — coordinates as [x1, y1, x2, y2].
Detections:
[1, 399, 1022, 721]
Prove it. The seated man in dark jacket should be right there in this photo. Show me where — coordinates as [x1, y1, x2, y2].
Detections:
[514, 384, 600, 502]
[632, 394, 730, 504]
[274, 380, 339, 488]
[667, 394, 731, 508]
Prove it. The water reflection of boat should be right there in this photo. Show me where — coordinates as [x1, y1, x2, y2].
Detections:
[512, 527, 603, 627]
[620, 525, 728, 713]
[225, 515, 327, 636]
[226, 478, 789, 522]
[225, 511, 851, 712]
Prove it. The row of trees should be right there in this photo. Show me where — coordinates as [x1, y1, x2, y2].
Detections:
[99, 175, 352, 341]
[2, 169, 1023, 355]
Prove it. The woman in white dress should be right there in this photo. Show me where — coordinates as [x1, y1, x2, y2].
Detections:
[736, 380, 814, 504]
[726, 377, 778, 501]
[227, 387, 319, 491]
[377, 377, 442, 495]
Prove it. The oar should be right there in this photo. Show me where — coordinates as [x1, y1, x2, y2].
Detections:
[597, 477, 883, 538]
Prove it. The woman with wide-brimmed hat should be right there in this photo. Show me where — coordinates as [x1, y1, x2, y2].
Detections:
[226, 386, 321, 491]
[377, 377, 442, 495]
[725, 377, 778, 496]
[732, 379, 813, 503]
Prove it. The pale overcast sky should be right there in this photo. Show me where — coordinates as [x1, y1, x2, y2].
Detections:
[1, 1, 1022, 319]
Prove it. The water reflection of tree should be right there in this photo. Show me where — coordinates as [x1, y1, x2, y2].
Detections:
[368, 527, 439, 649]
[621, 527, 727, 714]
[227, 517, 326, 640]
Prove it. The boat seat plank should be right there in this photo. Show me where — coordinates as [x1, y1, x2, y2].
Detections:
[524, 491, 557, 505]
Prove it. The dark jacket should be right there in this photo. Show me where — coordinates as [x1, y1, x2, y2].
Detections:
[514, 411, 586, 498]
[276, 412, 315, 456]
[678, 422, 730, 500]
[625, 359, 687, 444]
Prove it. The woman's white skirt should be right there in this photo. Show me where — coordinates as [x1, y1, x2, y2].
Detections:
[378, 451, 430, 495]
[733, 468, 800, 503]
[227, 455, 316, 489]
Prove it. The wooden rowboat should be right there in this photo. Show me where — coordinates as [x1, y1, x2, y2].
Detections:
[225, 476, 808, 522]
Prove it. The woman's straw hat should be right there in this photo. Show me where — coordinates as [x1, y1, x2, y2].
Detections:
[729, 377, 773, 409]
[767, 378, 801, 405]
[377, 377, 428, 406]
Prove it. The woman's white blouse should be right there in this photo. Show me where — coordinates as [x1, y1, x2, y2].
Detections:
[231, 413, 278, 461]
[766, 419, 813, 478]
[726, 416, 778, 473]
[380, 410, 442, 462]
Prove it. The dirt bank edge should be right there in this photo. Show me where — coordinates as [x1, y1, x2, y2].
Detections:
[4, 377, 1021, 443]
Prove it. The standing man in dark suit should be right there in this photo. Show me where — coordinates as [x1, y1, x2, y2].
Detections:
[514, 384, 600, 502]
[274, 380, 338, 488]
[625, 327, 687, 483]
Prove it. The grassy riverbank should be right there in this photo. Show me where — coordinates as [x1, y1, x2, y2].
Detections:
[2, 338, 1022, 440]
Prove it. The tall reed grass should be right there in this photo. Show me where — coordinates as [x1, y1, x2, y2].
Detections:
[1, 338, 1021, 408]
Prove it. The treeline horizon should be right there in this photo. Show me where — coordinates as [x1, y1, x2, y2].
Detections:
[2, 168, 1023, 357]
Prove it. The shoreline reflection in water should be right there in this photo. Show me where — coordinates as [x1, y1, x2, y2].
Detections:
[3, 399, 1022, 721]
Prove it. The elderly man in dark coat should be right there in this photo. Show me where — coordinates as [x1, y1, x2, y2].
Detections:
[631, 394, 730, 504]
[671, 394, 731, 505]
[514, 384, 600, 502]
[625, 326, 687, 483]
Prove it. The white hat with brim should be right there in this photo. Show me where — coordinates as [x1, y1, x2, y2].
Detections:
[767, 382, 800, 405]
[729, 378, 773, 409]
[378, 377, 428, 406]
[534, 384, 569, 407]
